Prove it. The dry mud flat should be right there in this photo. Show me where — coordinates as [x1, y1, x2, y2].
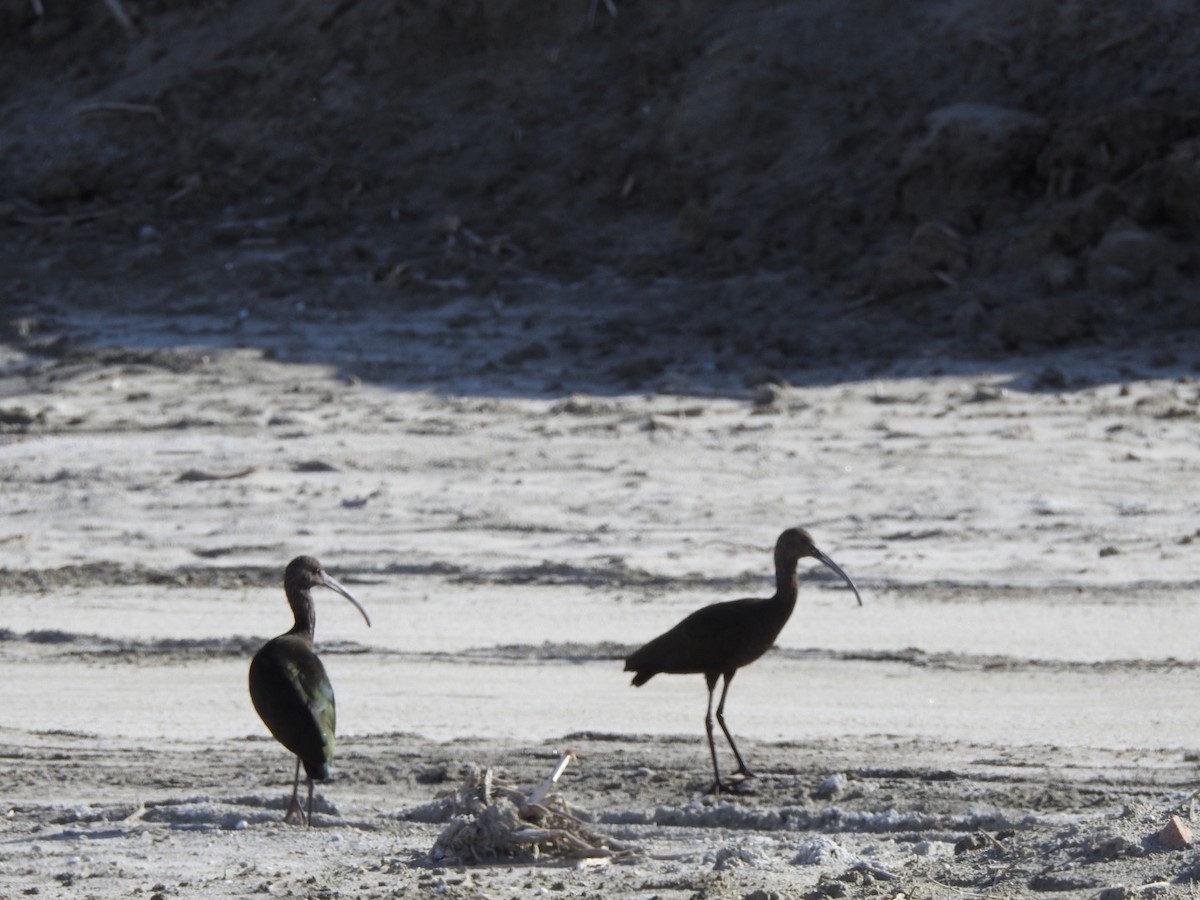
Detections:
[1, 730, 1198, 900]
[1, 309, 1199, 898]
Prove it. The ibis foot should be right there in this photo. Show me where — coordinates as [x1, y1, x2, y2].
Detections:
[283, 798, 308, 826]
[707, 776, 756, 795]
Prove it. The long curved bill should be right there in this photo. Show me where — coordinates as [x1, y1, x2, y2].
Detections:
[815, 551, 863, 606]
[318, 571, 372, 626]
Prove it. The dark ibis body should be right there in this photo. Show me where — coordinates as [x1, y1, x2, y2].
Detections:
[624, 527, 862, 793]
[249, 556, 371, 825]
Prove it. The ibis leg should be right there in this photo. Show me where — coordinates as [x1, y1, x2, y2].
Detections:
[716, 672, 755, 779]
[703, 673, 725, 793]
[284, 756, 307, 825]
[306, 776, 315, 827]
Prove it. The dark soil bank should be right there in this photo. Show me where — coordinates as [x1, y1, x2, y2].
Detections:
[2, 0, 1200, 386]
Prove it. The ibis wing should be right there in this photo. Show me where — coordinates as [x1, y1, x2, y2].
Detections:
[249, 637, 336, 779]
[290, 652, 336, 754]
[626, 599, 760, 678]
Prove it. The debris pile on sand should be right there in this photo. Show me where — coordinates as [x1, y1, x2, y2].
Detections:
[426, 751, 633, 864]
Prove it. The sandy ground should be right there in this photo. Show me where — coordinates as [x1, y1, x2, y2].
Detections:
[1, 306, 1199, 898]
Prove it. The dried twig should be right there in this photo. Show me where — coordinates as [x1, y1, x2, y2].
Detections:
[527, 749, 576, 806]
[166, 174, 203, 205]
[1096, 22, 1154, 55]
[103, 0, 138, 38]
[77, 102, 165, 124]
[14, 209, 114, 227]
[586, 0, 617, 27]
[177, 467, 256, 483]
[974, 30, 1013, 59]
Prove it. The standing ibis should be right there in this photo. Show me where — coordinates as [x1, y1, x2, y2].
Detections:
[624, 527, 862, 793]
[249, 556, 371, 825]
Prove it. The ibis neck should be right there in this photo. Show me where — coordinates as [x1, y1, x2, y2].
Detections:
[287, 589, 316, 641]
[774, 554, 800, 611]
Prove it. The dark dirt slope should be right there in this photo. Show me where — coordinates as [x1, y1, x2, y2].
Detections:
[1, 0, 1198, 375]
